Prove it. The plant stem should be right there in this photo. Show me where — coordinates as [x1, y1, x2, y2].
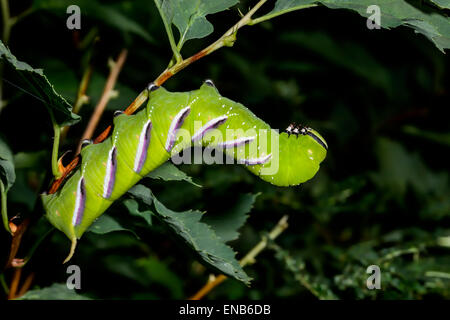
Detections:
[154, 0, 269, 86]
[0, 273, 9, 295]
[49, 110, 61, 179]
[1, 0, 12, 44]
[154, 0, 182, 64]
[189, 215, 289, 300]
[61, 64, 92, 140]
[8, 267, 21, 299]
[77, 49, 128, 153]
[248, 4, 317, 25]
[0, 179, 11, 234]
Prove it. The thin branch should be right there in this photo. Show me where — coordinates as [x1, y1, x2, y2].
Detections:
[0, 273, 9, 295]
[77, 49, 128, 154]
[248, 4, 317, 25]
[1, 0, 12, 44]
[4, 218, 30, 269]
[16, 272, 34, 298]
[189, 215, 289, 300]
[154, 0, 269, 86]
[61, 64, 93, 140]
[154, 0, 182, 63]
[7, 267, 21, 299]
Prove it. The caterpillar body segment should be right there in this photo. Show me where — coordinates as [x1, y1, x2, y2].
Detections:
[41, 82, 327, 262]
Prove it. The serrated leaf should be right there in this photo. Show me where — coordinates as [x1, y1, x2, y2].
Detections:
[131, 185, 251, 284]
[33, 0, 154, 43]
[18, 283, 91, 300]
[0, 40, 80, 126]
[128, 184, 153, 206]
[202, 193, 258, 242]
[147, 161, 201, 187]
[156, 0, 238, 49]
[122, 198, 152, 226]
[87, 214, 137, 238]
[264, 0, 450, 52]
[0, 137, 15, 191]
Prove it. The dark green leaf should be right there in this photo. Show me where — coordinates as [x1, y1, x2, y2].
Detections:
[202, 193, 258, 242]
[122, 198, 152, 226]
[131, 185, 251, 284]
[18, 283, 91, 300]
[88, 214, 138, 238]
[0, 137, 15, 191]
[428, 0, 450, 9]
[0, 40, 79, 126]
[265, 0, 450, 52]
[156, 0, 238, 49]
[147, 162, 201, 187]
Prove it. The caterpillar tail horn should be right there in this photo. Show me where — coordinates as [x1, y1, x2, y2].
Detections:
[63, 237, 77, 264]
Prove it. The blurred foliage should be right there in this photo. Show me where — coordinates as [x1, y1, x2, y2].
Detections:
[0, 0, 449, 300]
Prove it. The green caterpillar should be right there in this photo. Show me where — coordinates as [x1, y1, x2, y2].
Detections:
[41, 80, 327, 262]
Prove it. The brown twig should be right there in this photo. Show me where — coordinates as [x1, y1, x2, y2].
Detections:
[189, 215, 289, 300]
[7, 267, 21, 299]
[5, 218, 30, 269]
[76, 49, 128, 153]
[61, 65, 93, 140]
[16, 272, 35, 298]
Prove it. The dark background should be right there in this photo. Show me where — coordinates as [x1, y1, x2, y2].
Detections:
[0, 0, 449, 299]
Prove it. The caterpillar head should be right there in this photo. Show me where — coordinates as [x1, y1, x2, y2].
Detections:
[253, 123, 327, 187]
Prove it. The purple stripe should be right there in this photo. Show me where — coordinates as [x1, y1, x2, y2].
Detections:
[217, 136, 255, 148]
[239, 153, 272, 165]
[135, 120, 152, 173]
[166, 107, 191, 152]
[192, 116, 228, 142]
[103, 146, 117, 199]
[72, 177, 86, 226]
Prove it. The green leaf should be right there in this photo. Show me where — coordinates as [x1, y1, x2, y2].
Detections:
[131, 185, 251, 284]
[18, 283, 91, 300]
[266, 0, 317, 16]
[0, 137, 15, 191]
[147, 162, 201, 187]
[33, 0, 154, 43]
[156, 0, 238, 49]
[202, 193, 258, 242]
[122, 198, 152, 226]
[87, 214, 137, 238]
[265, 0, 450, 52]
[428, 0, 450, 10]
[128, 184, 153, 206]
[0, 40, 80, 126]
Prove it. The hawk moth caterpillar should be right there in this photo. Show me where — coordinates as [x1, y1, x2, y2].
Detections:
[41, 80, 327, 262]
